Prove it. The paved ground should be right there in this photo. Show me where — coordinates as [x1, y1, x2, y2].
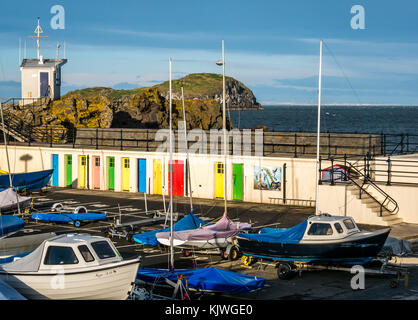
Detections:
[7, 187, 418, 300]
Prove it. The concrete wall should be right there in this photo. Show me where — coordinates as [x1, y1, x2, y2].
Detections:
[317, 183, 418, 225]
[0, 145, 318, 206]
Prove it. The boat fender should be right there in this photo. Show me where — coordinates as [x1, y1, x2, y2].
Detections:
[51, 203, 64, 212]
[74, 206, 87, 214]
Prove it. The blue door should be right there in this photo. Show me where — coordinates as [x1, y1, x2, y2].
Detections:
[52, 154, 59, 186]
[138, 159, 147, 193]
[40, 72, 49, 97]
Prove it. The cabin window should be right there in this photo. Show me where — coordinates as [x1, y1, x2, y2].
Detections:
[91, 241, 116, 259]
[334, 223, 344, 234]
[343, 219, 356, 230]
[307, 223, 333, 236]
[44, 246, 79, 265]
[78, 245, 95, 262]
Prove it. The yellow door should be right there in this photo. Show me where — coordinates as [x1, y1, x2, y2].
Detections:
[153, 159, 162, 195]
[122, 157, 130, 191]
[215, 162, 224, 198]
[79, 155, 87, 188]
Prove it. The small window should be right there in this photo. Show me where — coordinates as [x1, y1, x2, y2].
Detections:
[334, 223, 344, 234]
[95, 158, 100, 166]
[44, 246, 79, 265]
[109, 158, 114, 167]
[81, 157, 86, 166]
[91, 241, 116, 259]
[343, 219, 356, 230]
[124, 159, 130, 168]
[217, 163, 224, 174]
[307, 223, 333, 236]
[78, 245, 95, 262]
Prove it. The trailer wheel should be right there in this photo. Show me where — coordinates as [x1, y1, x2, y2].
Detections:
[241, 255, 253, 266]
[277, 263, 295, 280]
[73, 220, 81, 228]
[228, 246, 240, 261]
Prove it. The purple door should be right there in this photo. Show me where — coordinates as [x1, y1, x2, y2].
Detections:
[40, 72, 49, 97]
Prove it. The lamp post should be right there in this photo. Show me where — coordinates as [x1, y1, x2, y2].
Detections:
[216, 40, 227, 215]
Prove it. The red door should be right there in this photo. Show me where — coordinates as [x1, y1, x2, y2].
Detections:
[93, 156, 101, 189]
[168, 160, 184, 196]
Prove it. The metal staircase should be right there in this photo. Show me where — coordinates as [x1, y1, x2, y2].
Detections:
[1, 98, 69, 144]
[346, 160, 402, 226]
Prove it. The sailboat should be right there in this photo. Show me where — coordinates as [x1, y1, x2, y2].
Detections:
[155, 41, 252, 255]
[0, 188, 31, 213]
[135, 56, 264, 298]
[235, 40, 390, 268]
[0, 99, 53, 193]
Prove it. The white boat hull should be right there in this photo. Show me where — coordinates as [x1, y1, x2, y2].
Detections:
[157, 237, 231, 250]
[0, 259, 140, 300]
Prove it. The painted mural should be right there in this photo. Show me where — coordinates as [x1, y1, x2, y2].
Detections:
[253, 166, 281, 191]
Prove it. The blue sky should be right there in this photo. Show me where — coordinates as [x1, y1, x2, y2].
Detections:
[0, 0, 417, 105]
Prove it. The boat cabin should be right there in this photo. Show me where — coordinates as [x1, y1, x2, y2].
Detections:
[301, 215, 361, 242]
[3, 234, 122, 273]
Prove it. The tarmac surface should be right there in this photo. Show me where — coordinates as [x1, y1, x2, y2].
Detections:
[6, 187, 418, 300]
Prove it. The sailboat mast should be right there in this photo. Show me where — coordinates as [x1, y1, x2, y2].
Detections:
[181, 87, 193, 212]
[0, 100, 12, 187]
[315, 39, 323, 216]
[169, 57, 174, 269]
[0, 99, 22, 215]
[221, 40, 227, 215]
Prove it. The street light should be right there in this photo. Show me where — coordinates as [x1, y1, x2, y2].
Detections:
[216, 40, 227, 215]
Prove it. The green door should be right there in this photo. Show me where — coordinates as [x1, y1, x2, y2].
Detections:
[65, 155, 72, 187]
[108, 157, 115, 190]
[232, 163, 243, 201]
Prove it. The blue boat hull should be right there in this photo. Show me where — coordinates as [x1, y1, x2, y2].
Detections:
[237, 229, 390, 265]
[0, 169, 53, 192]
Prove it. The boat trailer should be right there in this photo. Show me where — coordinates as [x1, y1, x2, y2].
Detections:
[105, 210, 184, 242]
[241, 254, 410, 288]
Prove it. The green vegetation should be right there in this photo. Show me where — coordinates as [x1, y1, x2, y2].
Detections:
[62, 73, 251, 100]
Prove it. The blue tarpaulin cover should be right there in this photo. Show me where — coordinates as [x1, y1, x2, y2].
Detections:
[238, 220, 307, 244]
[132, 210, 205, 246]
[0, 169, 53, 192]
[31, 212, 107, 223]
[0, 215, 25, 238]
[137, 267, 265, 293]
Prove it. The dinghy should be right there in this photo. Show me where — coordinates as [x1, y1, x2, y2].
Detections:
[0, 233, 141, 300]
[236, 214, 390, 265]
[0, 169, 53, 192]
[132, 210, 205, 246]
[137, 267, 265, 294]
[0, 215, 25, 239]
[0, 188, 31, 213]
[31, 211, 107, 228]
[156, 213, 251, 250]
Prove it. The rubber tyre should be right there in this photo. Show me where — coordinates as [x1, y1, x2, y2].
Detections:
[73, 220, 81, 228]
[228, 246, 240, 261]
[277, 263, 295, 280]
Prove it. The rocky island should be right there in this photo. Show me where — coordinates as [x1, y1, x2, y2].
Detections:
[4, 73, 262, 135]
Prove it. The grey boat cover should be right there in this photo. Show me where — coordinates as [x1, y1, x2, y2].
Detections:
[0, 188, 31, 211]
[382, 237, 413, 256]
[0, 238, 47, 273]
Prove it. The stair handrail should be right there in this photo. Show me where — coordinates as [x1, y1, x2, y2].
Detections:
[346, 160, 399, 216]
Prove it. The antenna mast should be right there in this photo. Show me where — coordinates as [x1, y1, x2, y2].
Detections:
[28, 17, 48, 60]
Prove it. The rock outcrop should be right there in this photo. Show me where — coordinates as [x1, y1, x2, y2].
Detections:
[3, 73, 260, 134]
